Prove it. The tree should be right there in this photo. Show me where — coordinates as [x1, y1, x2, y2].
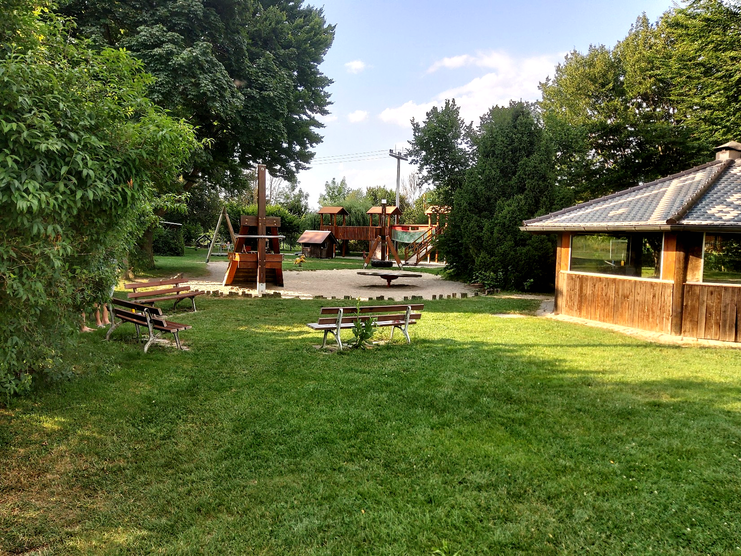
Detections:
[277, 182, 310, 217]
[56, 0, 335, 266]
[442, 102, 569, 291]
[0, 10, 199, 399]
[57, 0, 335, 185]
[318, 177, 354, 206]
[539, 13, 710, 201]
[407, 99, 474, 205]
[655, 0, 741, 147]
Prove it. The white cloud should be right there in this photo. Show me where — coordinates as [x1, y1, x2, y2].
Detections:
[319, 114, 338, 124]
[345, 60, 367, 74]
[382, 51, 564, 128]
[348, 110, 369, 123]
[427, 54, 476, 73]
[379, 100, 436, 127]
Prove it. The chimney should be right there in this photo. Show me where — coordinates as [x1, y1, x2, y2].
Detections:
[714, 141, 741, 160]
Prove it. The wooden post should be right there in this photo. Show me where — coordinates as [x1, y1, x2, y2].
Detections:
[381, 200, 387, 261]
[257, 165, 267, 294]
[205, 208, 224, 264]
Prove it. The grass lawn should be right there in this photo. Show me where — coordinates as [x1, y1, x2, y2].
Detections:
[3, 295, 741, 554]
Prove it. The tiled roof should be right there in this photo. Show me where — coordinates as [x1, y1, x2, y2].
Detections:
[522, 159, 741, 232]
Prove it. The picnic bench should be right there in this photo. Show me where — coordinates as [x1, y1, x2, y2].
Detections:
[307, 303, 423, 350]
[106, 298, 192, 353]
[124, 277, 204, 311]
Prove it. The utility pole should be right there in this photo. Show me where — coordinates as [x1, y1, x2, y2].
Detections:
[389, 148, 408, 212]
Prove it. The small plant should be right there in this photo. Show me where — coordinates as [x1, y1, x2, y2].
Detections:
[431, 541, 460, 556]
[349, 299, 376, 349]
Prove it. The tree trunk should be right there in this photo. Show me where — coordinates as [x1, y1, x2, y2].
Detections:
[133, 226, 156, 271]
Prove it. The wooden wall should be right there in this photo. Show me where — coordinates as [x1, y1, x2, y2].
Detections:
[682, 284, 741, 342]
[553, 231, 741, 342]
[560, 272, 674, 334]
[320, 225, 380, 242]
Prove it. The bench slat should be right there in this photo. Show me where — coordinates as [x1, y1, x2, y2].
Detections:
[316, 313, 422, 326]
[124, 278, 185, 290]
[320, 304, 423, 315]
[308, 319, 419, 331]
[128, 285, 191, 298]
[133, 291, 204, 304]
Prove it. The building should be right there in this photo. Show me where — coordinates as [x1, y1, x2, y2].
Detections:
[522, 142, 741, 343]
[297, 230, 338, 259]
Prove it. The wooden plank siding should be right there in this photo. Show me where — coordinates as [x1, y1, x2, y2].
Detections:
[319, 225, 380, 242]
[560, 272, 673, 334]
[682, 283, 741, 342]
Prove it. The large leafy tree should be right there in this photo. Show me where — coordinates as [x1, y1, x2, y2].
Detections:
[57, 0, 336, 187]
[0, 10, 199, 398]
[407, 99, 474, 206]
[442, 102, 569, 290]
[539, 4, 741, 202]
[656, 0, 741, 147]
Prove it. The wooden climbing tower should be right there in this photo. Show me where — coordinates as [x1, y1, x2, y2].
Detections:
[222, 165, 284, 291]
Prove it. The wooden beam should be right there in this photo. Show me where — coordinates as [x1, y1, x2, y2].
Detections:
[257, 165, 267, 293]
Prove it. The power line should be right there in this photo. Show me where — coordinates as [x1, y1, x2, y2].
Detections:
[312, 150, 388, 165]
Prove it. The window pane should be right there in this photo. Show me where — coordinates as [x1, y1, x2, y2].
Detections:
[703, 234, 741, 284]
[570, 233, 662, 278]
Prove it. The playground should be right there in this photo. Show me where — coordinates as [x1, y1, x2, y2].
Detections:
[189, 259, 478, 300]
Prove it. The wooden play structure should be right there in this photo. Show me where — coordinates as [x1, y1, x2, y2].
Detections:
[318, 203, 448, 264]
[220, 165, 284, 291]
[397, 205, 449, 265]
[363, 201, 403, 268]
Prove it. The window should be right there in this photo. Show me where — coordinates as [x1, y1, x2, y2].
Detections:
[570, 233, 662, 279]
[703, 234, 741, 284]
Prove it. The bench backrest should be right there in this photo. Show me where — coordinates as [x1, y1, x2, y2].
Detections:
[319, 304, 423, 315]
[128, 285, 191, 299]
[124, 277, 187, 290]
[316, 304, 423, 326]
[110, 297, 164, 317]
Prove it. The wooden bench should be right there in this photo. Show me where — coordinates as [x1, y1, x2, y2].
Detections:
[106, 298, 192, 353]
[307, 303, 423, 350]
[124, 277, 204, 311]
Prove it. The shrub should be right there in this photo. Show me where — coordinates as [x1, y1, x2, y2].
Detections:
[153, 225, 185, 256]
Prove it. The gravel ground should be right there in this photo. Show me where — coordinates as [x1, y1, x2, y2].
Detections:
[186, 261, 481, 300]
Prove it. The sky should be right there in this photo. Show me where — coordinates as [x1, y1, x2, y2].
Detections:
[295, 0, 675, 208]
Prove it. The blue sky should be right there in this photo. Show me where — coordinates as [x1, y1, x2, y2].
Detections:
[295, 0, 674, 207]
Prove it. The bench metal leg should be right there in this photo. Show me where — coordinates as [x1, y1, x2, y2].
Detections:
[394, 324, 411, 343]
[105, 319, 122, 341]
[143, 333, 156, 353]
[173, 331, 182, 350]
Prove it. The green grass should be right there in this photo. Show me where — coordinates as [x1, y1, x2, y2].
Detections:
[137, 248, 212, 279]
[3, 295, 741, 554]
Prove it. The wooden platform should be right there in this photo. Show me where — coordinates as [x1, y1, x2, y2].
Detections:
[224, 252, 284, 287]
